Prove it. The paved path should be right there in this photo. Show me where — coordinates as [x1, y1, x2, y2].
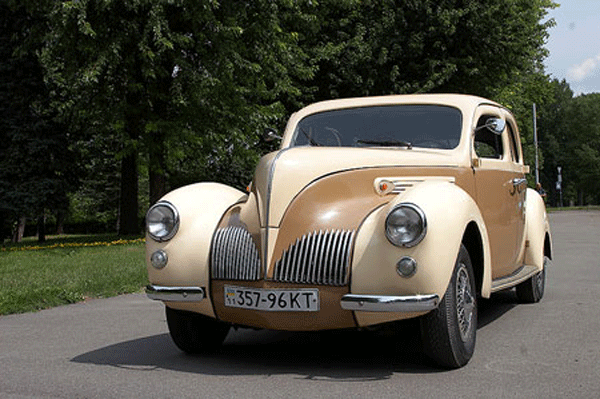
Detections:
[1, 211, 599, 398]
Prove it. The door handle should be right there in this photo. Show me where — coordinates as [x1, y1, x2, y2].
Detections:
[512, 178, 527, 194]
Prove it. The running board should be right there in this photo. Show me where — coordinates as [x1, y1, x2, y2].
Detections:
[491, 265, 539, 293]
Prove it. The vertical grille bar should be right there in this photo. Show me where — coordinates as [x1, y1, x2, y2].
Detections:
[273, 229, 354, 286]
[210, 226, 261, 281]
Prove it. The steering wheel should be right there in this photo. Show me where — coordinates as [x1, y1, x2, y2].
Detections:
[315, 127, 342, 146]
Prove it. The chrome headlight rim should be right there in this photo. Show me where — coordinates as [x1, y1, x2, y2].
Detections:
[146, 201, 180, 242]
[385, 202, 427, 248]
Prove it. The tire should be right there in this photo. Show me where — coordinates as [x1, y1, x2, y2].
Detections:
[165, 307, 230, 354]
[420, 244, 477, 369]
[516, 256, 548, 303]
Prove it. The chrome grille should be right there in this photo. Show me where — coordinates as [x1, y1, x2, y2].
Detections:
[211, 226, 261, 281]
[273, 229, 355, 286]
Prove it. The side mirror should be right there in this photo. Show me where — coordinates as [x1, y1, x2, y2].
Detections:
[476, 117, 506, 135]
[263, 127, 282, 142]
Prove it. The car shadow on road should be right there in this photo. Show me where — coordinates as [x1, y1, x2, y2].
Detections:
[72, 321, 431, 380]
[72, 292, 518, 379]
[478, 289, 518, 328]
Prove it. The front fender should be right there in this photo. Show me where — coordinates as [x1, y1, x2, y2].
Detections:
[146, 182, 247, 317]
[350, 180, 491, 326]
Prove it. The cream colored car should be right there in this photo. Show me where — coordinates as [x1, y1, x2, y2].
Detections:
[145, 94, 552, 368]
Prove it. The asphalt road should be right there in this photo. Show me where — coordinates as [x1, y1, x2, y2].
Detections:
[1, 211, 599, 398]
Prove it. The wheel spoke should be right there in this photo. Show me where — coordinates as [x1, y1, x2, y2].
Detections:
[456, 264, 474, 342]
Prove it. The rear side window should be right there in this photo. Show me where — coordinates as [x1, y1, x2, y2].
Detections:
[507, 123, 520, 163]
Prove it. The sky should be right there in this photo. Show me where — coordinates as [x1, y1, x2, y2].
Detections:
[544, 0, 600, 95]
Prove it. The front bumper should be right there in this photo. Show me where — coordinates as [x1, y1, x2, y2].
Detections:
[147, 284, 439, 313]
[340, 293, 439, 312]
[146, 285, 206, 302]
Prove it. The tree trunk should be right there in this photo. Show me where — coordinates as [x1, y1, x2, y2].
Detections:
[149, 132, 167, 206]
[149, 84, 169, 206]
[118, 152, 139, 235]
[56, 210, 65, 235]
[118, 90, 143, 236]
[37, 214, 46, 243]
[12, 216, 26, 243]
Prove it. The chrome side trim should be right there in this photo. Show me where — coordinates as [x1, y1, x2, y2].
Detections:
[146, 285, 206, 302]
[340, 293, 439, 312]
[491, 264, 539, 292]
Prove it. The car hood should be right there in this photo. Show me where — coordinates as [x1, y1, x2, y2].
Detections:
[253, 146, 459, 228]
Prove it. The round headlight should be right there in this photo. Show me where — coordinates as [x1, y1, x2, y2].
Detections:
[385, 203, 427, 247]
[146, 201, 179, 242]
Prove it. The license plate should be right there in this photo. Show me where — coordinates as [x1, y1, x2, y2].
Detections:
[224, 285, 319, 312]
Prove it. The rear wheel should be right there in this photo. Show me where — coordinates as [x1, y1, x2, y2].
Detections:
[516, 256, 548, 303]
[166, 307, 230, 354]
[420, 244, 477, 369]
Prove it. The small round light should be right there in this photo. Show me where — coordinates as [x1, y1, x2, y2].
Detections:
[146, 201, 179, 242]
[385, 203, 427, 247]
[150, 250, 168, 269]
[396, 256, 417, 278]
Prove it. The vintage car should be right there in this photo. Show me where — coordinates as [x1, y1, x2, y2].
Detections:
[145, 94, 552, 368]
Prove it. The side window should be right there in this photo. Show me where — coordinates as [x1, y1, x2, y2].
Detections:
[507, 123, 520, 163]
[474, 115, 504, 159]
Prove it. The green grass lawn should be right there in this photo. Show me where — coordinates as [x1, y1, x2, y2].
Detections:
[0, 235, 147, 315]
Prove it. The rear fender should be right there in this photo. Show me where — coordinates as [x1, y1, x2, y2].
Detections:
[524, 188, 552, 270]
[146, 183, 247, 317]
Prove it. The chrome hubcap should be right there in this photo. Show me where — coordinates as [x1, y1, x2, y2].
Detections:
[456, 263, 475, 342]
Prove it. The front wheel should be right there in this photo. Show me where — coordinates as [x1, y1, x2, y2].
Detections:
[166, 307, 230, 354]
[420, 244, 477, 369]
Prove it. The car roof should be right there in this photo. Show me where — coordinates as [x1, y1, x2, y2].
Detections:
[291, 94, 502, 119]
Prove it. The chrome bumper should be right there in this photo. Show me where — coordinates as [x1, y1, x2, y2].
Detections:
[146, 285, 206, 302]
[340, 293, 439, 312]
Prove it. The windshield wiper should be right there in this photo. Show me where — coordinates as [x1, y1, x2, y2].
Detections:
[356, 139, 412, 149]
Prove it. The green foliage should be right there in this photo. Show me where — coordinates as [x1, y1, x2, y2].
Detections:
[2, 0, 566, 235]
[285, 0, 557, 103]
[557, 93, 600, 204]
[40, 0, 313, 232]
[0, 3, 79, 241]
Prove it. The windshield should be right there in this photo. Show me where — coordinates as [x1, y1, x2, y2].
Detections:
[291, 105, 462, 149]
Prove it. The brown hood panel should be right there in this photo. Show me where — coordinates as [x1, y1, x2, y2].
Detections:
[269, 167, 475, 273]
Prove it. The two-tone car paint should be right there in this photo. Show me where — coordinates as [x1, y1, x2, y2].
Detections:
[145, 94, 551, 367]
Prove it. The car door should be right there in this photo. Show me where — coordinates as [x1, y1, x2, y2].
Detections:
[472, 106, 527, 279]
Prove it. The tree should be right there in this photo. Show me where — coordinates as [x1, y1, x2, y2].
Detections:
[41, 0, 312, 235]
[5, 0, 561, 240]
[536, 79, 574, 206]
[0, 2, 78, 242]
[284, 0, 557, 104]
[559, 93, 600, 205]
